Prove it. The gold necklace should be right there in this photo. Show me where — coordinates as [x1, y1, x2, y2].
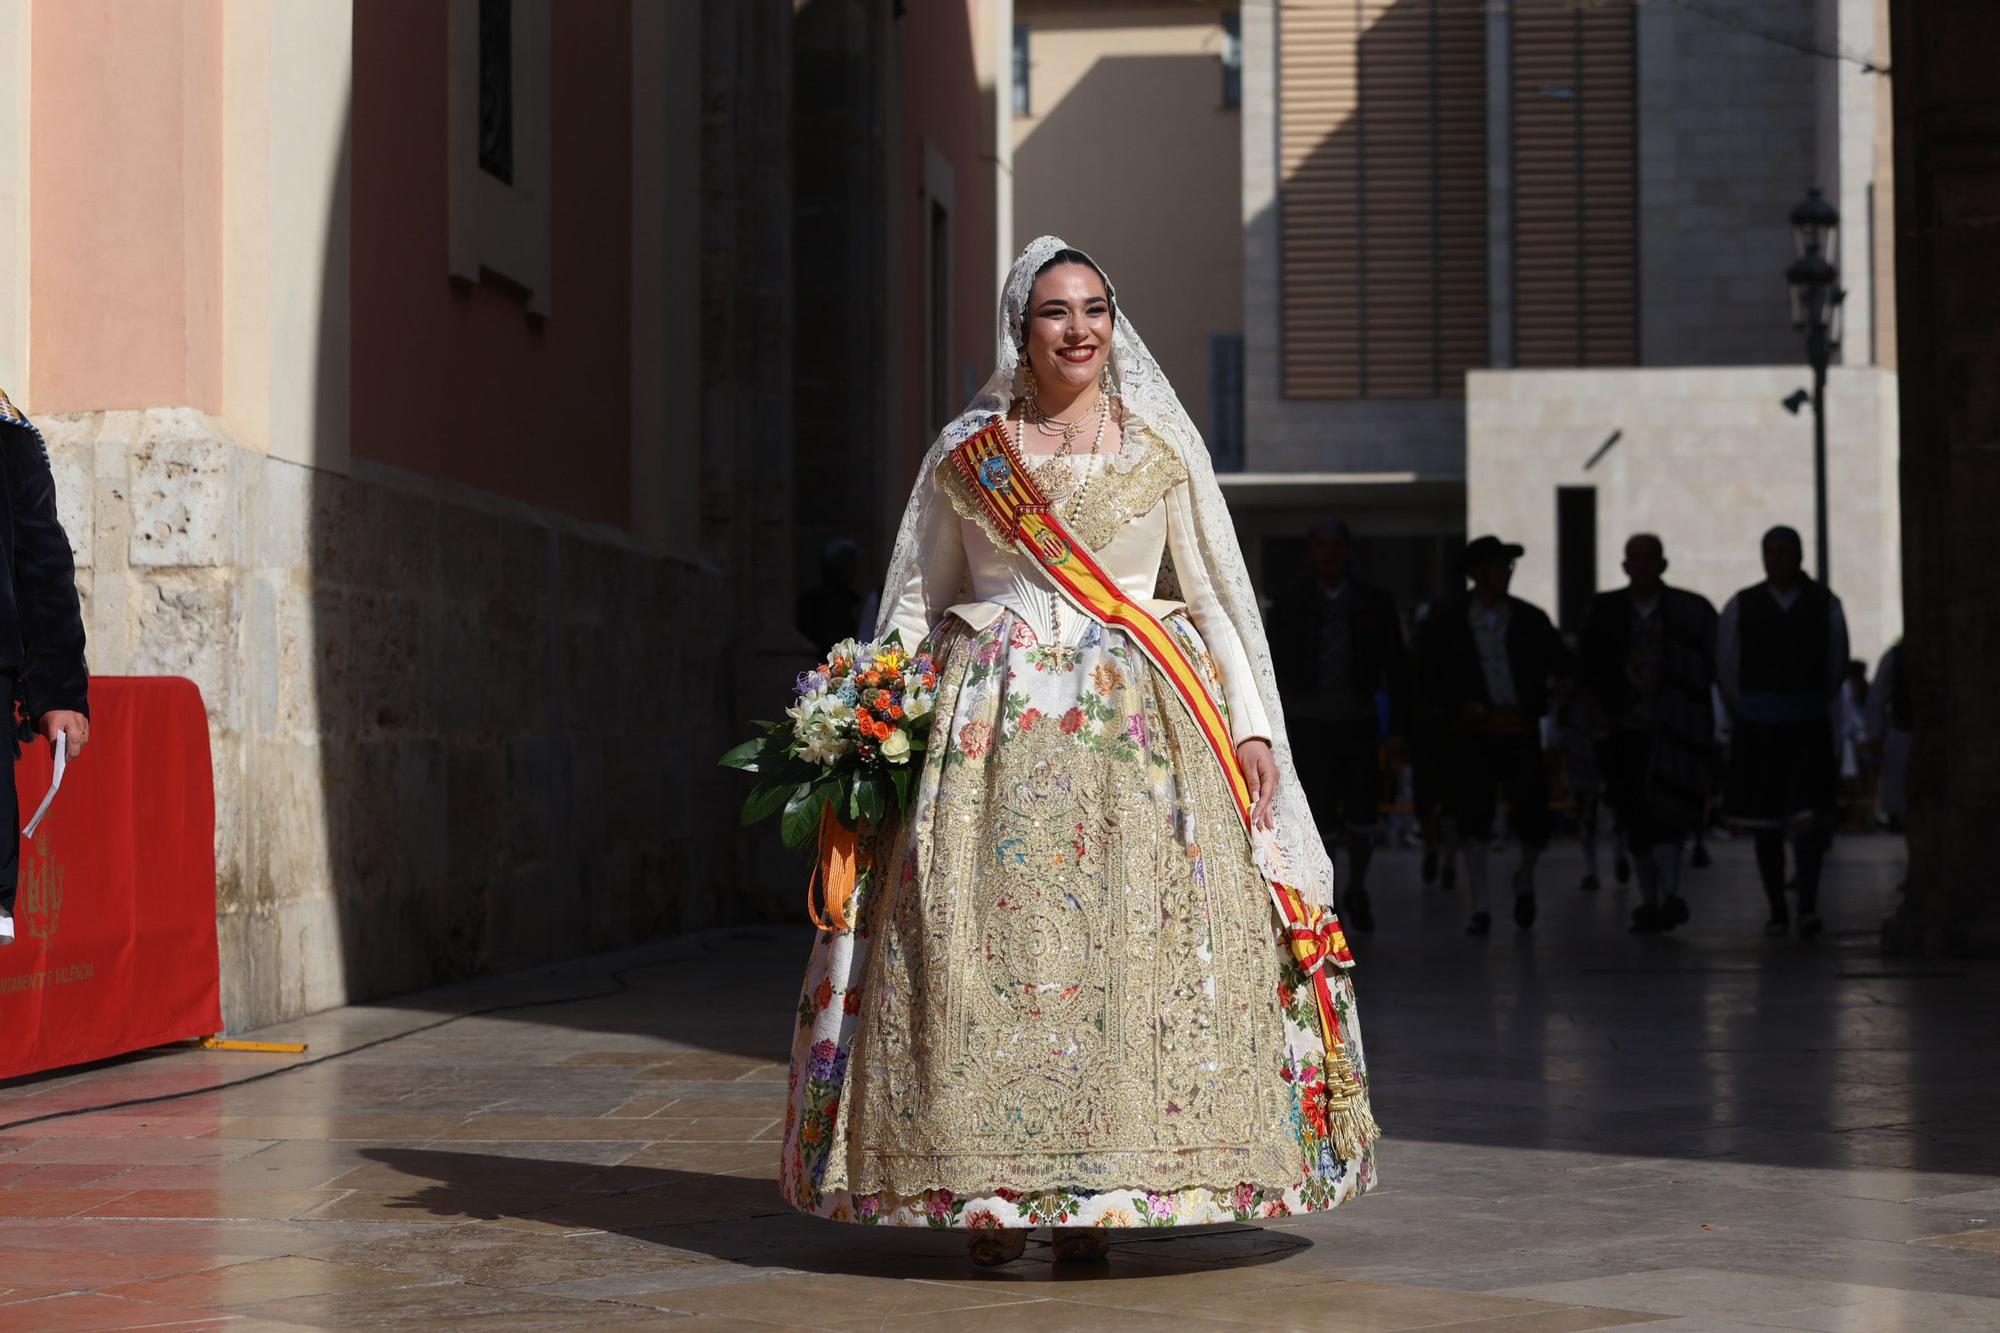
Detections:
[1027, 385, 1102, 447]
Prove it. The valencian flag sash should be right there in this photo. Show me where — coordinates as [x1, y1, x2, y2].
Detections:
[947, 421, 1380, 1160]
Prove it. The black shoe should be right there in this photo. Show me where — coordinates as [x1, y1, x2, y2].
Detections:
[1421, 849, 1439, 884]
[1579, 874, 1601, 893]
[1440, 864, 1457, 891]
[1764, 913, 1791, 939]
[1344, 888, 1375, 934]
[1513, 892, 1537, 929]
[1797, 911, 1823, 941]
[1614, 856, 1632, 885]
[1690, 842, 1712, 869]
[1662, 896, 1690, 929]
[1630, 903, 1667, 934]
[1466, 911, 1491, 937]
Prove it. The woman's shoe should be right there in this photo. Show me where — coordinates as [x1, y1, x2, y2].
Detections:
[1051, 1227, 1111, 1263]
[966, 1228, 1028, 1266]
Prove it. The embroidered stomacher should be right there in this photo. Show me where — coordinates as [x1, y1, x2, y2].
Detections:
[935, 420, 1190, 556]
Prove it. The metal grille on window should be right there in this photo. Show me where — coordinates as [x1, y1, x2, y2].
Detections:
[477, 0, 514, 184]
[1513, 2, 1638, 367]
[1278, 0, 1488, 399]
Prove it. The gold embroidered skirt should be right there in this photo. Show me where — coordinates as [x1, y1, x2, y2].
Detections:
[778, 610, 1378, 1228]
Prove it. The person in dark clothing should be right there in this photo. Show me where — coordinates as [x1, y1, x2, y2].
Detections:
[1717, 526, 1848, 941]
[1408, 601, 1460, 892]
[0, 391, 92, 947]
[1578, 534, 1719, 934]
[1271, 517, 1410, 933]
[1417, 536, 1570, 936]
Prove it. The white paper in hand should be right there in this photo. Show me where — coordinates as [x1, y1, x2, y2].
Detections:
[22, 739, 67, 838]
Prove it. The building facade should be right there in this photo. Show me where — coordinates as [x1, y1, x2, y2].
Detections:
[0, 0, 1002, 1032]
[1237, 0, 1899, 657]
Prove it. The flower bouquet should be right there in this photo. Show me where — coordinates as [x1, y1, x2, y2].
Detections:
[720, 635, 939, 929]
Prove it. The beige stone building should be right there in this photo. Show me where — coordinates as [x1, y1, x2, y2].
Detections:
[0, 0, 1009, 1031]
[1235, 0, 1900, 660]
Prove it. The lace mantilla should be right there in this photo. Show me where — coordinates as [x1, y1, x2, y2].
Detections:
[874, 235, 1339, 910]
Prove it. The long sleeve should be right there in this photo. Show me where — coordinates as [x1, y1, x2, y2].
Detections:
[879, 472, 967, 650]
[4, 424, 88, 718]
[1715, 595, 1742, 715]
[1865, 646, 1896, 741]
[1825, 595, 1850, 699]
[1378, 595, 1413, 738]
[1165, 481, 1270, 745]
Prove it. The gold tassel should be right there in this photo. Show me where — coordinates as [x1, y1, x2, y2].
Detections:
[1321, 1043, 1382, 1162]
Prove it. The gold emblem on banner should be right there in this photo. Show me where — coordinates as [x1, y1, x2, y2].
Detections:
[17, 832, 63, 943]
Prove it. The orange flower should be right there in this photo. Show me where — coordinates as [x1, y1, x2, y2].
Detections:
[815, 978, 834, 1010]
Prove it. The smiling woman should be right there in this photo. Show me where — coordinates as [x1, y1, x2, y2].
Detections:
[776, 237, 1380, 1268]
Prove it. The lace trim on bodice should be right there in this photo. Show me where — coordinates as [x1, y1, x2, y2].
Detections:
[936, 417, 1189, 554]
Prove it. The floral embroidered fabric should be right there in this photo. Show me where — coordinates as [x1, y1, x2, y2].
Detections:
[779, 610, 1378, 1228]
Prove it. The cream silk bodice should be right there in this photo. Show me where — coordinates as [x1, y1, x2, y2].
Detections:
[883, 427, 1272, 744]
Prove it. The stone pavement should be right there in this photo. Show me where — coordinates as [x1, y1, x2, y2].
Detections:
[0, 835, 1995, 1331]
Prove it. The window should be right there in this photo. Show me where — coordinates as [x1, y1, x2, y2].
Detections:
[1512, 5, 1638, 367]
[1013, 24, 1031, 117]
[1222, 10, 1242, 111]
[1209, 334, 1246, 471]
[929, 201, 952, 432]
[448, 0, 551, 313]
[1556, 487, 1598, 632]
[477, 0, 514, 183]
[1278, 0, 1488, 398]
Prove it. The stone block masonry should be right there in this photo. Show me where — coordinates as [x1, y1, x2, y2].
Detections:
[44, 408, 774, 1032]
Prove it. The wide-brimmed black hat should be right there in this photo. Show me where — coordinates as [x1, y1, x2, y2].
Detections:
[1462, 535, 1525, 571]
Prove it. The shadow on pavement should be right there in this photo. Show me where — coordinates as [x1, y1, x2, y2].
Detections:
[359, 1147, 1313, 1278]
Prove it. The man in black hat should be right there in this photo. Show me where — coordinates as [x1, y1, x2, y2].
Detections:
[1271, 517, 1410, 933]
[1579, 534, 1719, 933]
[1417, 535, 1569, 935]
[1717, 525, 1848, 940]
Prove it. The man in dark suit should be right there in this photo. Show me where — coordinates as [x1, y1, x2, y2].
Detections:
[0, 390, 91, 947]
[1718, 525, 1847, 941]
[1578, 534, 1718, 934]
[1417, 536, 1569, 936]
[1271, 518, 1409, 933]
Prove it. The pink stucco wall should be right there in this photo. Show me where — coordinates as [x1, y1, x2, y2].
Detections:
[351, 2, 633, 529]
[30, 0, 223, 414]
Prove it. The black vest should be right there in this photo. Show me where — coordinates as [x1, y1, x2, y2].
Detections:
[1738, 582, 1830, 696]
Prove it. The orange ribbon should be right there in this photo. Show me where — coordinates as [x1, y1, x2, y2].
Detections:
[807, 803, 860, 932]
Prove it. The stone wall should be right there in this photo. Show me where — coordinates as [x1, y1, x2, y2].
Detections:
[1466, 366, 1901, 664]
[1637, 0, 1822, 367]
[48, 408, 769, 1032]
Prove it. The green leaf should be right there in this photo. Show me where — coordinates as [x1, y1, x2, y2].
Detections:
[855, 776, 886, 825]
[719, 737, 772, 771]
[740, 778, 796, 826]
[781, 780, 833, 849]
[889, 764, 913, 813]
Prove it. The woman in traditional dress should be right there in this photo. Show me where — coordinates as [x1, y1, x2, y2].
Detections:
[778, 238, 1379, 1265]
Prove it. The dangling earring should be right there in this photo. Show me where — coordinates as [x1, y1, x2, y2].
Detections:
[1021, 356, 1038, 405]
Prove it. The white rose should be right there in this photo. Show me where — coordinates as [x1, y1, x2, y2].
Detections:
[879, 728, 912, 764]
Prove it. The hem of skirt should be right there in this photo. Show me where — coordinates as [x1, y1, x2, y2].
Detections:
[779, 1171, 1374, 1229]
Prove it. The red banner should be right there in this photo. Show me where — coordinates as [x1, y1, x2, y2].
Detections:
[0, 677, 221, 1080]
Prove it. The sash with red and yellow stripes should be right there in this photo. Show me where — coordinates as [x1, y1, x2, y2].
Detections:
[947, 421, 1379, 1160]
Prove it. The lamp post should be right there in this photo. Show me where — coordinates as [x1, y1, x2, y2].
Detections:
[1786, 187, 1844, 585]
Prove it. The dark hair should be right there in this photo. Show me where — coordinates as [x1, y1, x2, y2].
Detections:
[1029, 249, 1116, 321]
[1761, 525, 1804, 556]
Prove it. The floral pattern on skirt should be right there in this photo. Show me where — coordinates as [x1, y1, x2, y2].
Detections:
[779, 610, 1377, 1227]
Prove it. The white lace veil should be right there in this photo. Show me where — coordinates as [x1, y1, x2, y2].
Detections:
[874, 236, 1336, 908]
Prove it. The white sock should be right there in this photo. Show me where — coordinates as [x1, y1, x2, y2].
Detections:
[1466, 842, 1490, 911]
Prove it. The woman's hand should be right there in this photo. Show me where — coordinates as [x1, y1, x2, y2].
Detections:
[1238, 738, 1279, 831]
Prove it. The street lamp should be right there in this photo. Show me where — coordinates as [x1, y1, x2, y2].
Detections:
[1786, 187, 1844, 585]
